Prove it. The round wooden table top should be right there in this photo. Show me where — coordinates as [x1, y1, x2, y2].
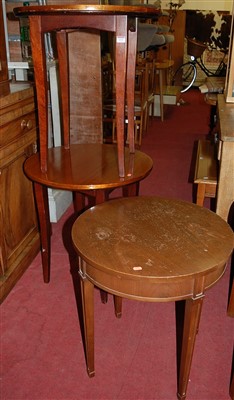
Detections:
[14, 4, 161, 18]
[24, 144, 153, 191]
[72, 196, 234, 301]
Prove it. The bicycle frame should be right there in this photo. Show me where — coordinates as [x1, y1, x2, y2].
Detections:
[173, 51, 227, 93]
[194, 52, 227, 77]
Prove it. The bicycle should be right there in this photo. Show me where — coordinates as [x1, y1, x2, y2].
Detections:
[172, 37, 228, 93]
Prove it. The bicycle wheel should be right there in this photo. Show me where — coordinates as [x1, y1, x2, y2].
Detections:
[172, 62, 197, 93]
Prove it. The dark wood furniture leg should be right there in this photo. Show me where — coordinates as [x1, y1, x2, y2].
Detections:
[115, 15, 127, 177]
[79, 260, 95, 378]
[126, 20, 137, 153]
[177, 294, 204, 400]
[73, 192, 86, 213]
[33, 182, 51, 283]
[123, 182, 139, 197]
[114, 295, 122, 318]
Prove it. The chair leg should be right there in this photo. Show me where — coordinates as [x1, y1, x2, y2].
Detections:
[34, 182, 51, 283]
[159, 70, 164, 122]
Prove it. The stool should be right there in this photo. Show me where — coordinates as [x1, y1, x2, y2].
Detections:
[14, 4, 159, 282]
[154, 59, 174, 121]
[72, 196, 233, 400]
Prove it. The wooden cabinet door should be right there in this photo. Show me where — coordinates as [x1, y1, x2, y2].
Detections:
[0, 85, 40, 303]
[0, 144, 38, 277]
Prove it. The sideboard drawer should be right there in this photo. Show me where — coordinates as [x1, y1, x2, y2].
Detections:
[0, 111, 37, 146]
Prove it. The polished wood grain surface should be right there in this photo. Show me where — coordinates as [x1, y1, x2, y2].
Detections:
[24, 144, 153, 283]
[216, 94, 234, 221]
[218, 94, 234, 142]
[72, 196, 233, 399]
[14, 4, 161, 17]
[24, 144, 153, 190]
[73, 197, 233, 288]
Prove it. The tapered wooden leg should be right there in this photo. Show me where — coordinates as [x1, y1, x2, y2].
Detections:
[96, 189, 108, 305]
[115, 16, 127, 178]
[196, 183, 206, 207]
[122, 182, 139, 197]
[95, 189, 114, 306]
[95, 189, 108, 205]
[177, 295, 204, 400]
[79, 260, 95, 377]
[34, 182, 51, 283]
[114, 295, 122, 318]
[100, 290, 108, 304]
[73, 192, 86, 213]
[126, 22, 137, 154]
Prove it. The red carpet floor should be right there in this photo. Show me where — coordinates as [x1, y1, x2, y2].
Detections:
[1, 89, 233, 400]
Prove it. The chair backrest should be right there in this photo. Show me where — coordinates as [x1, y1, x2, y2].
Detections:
[135, 62, 154, 107]
[145, 61, 155, 100]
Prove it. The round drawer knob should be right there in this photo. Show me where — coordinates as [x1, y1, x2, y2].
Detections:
[21, 119, 33, 130]
[26, 119, 33, 129]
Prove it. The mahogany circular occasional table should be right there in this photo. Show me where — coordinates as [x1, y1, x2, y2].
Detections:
[14, 4, 160, 177]
[24, 144, 153, 283]
[13, 4, 159, 283]
[71, 196, 233, 400]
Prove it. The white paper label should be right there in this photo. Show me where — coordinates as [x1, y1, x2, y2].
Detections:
[116, 36, 126, 43]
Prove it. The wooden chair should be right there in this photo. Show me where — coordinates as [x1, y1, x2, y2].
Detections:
[144, 61, 155, 131]
[103, 63, 151, 146]
[14, 5, 158, 283]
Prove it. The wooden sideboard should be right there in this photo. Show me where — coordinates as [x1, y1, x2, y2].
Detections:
[216, 94, 234, 222]
[0, 83, 40, 303]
